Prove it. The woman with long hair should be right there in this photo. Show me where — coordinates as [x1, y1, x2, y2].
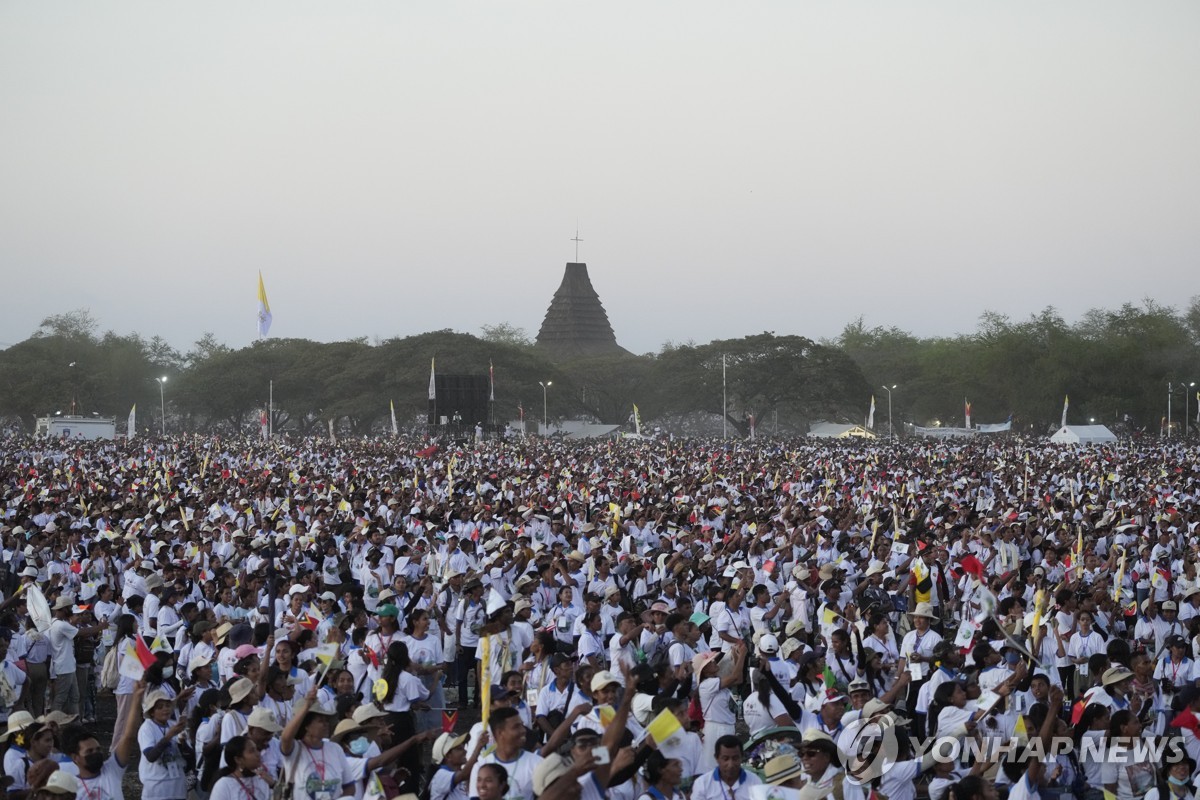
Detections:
[190, 688, 223, 799]
[208, 736, 269, 800]
[111, 614, 140, 738]
[379, 640, 429, 793]
[1102, 709, 1154, 800]
[744, 667, 794, 735]
[403, 607, 445, 732]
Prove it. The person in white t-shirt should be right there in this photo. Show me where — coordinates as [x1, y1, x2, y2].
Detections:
[278, 688, 356, 800]
[208, 736, 271, 800]
[468, 707, 543, 800]
[62, 681, 146, 800]
[696, 643, 747, 772]
[138, 688, 190, 800]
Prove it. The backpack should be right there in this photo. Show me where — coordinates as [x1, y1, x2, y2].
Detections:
[100, 645, 120, 691]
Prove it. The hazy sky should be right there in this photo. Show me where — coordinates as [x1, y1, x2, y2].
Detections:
[2, 2, 1197, 356]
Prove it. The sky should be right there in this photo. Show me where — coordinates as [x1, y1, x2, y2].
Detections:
[2, 1, 1198, 356]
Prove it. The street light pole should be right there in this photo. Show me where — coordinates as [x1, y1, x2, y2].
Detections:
[156, 376, 168, 436]
[1168, 382, 1173, 438]
[1188, 382, 1196, 438]
[881, 384, 896, 439]
[539, 381, 552, 434]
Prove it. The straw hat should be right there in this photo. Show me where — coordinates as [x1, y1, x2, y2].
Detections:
[0, 711, 34, 742]
[763, 753, 804, 785]
[908, 602, 937, 619]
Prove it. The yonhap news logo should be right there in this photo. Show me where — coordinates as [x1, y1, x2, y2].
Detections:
[836, 727, 1190, 778]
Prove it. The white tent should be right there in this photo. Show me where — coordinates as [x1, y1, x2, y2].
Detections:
[1049, 425, 1117, 445]
[808, 423, 877, 439]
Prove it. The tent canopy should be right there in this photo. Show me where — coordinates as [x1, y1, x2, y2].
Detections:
[1049, 424, 1117, 444]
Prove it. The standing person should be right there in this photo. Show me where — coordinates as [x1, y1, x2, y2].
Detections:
[61, 681, 147, 800]
[403, 608, 445, 733]
[139, 688, 190, 800]
[49, 596, 108, 717]
[456, 580, 486, 709]
[209, 737, 271, 800]
[378, 641, 429, 795]
[467, 707, 542, 800]
[111, 615, 140, 740]
[278, 687, 355, 800]
[696, 643, 747, 772]
[20, 619, 50, 718]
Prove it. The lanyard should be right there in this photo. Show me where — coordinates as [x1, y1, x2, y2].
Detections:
[79, 777, 103, 800]
[233, 777, 260, 800]
[714, 768, 742, 800]
[304, 744, 326, 780]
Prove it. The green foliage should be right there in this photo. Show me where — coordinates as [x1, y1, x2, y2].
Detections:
[3, 298, 1199, 436]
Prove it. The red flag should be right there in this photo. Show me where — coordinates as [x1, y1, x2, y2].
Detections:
[960, 554, 985, 579]
[134, 636, 157, 669]
[70, 560, 82, 575]
[1171, 708, 1200, 737]
[442, 710, 458, 733]
[416, 445, 439, 459]
[364, 647, 380, 668]
[296, 613, 319, 632]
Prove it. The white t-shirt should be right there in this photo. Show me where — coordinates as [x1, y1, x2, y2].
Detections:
[49, 618, 80, 675]
[429, 764, 467, 800]
[744, 691, 789, 735]
[284, 741, 354, 800]
[699, 677, 735, 725]
[75, 754, 128, 800]
[210, 775, 271, 800]
[468, 750, 542, 800]
[380, 671, 429, 713]
[137, 720, 188, 800]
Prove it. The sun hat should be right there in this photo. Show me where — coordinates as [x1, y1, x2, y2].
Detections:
[228, 678, 255, 705]
[143, 689, 174, 713]
[692, 651, 723, 678]
[533, 753, 574, 796]
[187, 655, 213, 674]
[331, 719, 368, 743]
[0, 711, 34, 742]
[41, 771, 79, 795]
[909, 602, 937, 619]
[432, 732, 469, 763]
[234, 644, 259, 661]
[352, 704, 390, 725]
[763, 753, 805, 785]
[247, 707, 282, 733]
[1102, 666, 1135, 687]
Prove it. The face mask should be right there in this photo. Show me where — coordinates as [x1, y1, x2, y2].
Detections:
[1169, 777, 1189, 787]
[1004, 652, 1020, 665]
[162, 667, 175, 679]
[83, 752, 107, 773]
[348, 737, 370, 756]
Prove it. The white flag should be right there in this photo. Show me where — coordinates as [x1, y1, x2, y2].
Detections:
[1061, 395, 1069, 428]
[964, 399, 971, 430]
[428, 358, 436, 401]
[256, 271, 273, 339]
[867, 396, 876, 429]
[390, 400, 398, 436]
[127, 404, 136, 439]
[260, 409, 269, 441]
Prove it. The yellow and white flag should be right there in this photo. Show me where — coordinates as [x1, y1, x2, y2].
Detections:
[256, 271, 273, 339]
[127, 404, 136, 439]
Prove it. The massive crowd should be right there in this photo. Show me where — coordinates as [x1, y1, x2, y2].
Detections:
[2, 433, 1200, 800]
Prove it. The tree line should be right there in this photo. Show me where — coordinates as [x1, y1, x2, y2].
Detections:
[2, 299, 1197, 437]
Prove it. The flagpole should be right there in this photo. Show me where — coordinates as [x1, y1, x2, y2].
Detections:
[722, 354, 727, 440]
[269, 380, 273, 439]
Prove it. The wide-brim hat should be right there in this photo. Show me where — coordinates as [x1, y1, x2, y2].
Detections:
[433, 732, 469, 763]
[331, 719, 368, 743]
[692, 650, 723, 677]
[909, 602, 937, 619]
[0, 711, 34, 742]
[763, 753, 805, 785]
[1102, 666, 1135, 686]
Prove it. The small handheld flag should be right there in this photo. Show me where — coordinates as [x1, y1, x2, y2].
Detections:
[442, 710, 458, 733]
